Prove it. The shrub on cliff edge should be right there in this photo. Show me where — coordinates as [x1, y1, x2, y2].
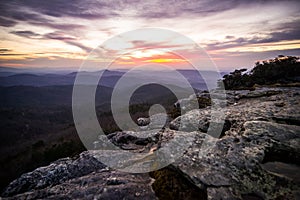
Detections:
[220, 55, 300, 90]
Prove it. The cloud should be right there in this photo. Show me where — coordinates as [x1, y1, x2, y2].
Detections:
[131, 0, 300, 19]
[0, 1, 86, 30]
[0, 0, 117, 22]
[10, 30, 92, 53]
[10, 12, 49, 23]
[129, 40, 187, 50]
[137, 0, 233, 18]
[1, 0, 299, 33]
[0, 2, 48, 25]
[0, 17, 17, 27]
[44, 32, 77, 40]
[10, 30, 42, 39]
[64, 41, 93, 53]
[43, 31, 92, 52]
[0, 49, 28, 58]
[23, 0, 118, 19]
[211, 47, 300, 70]
[30, 22, 85, 30]
[1, 0, 299, 70]
[268, 20, 300, 42]
[2, 0, 297, 23]
[0, 49, 12, 53]
[0, 6, 84, 31]
[206, 19, 300, 51]
[0, 53, 28, 56]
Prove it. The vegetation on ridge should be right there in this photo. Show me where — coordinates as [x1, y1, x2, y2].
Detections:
[221, 55, 300, 90]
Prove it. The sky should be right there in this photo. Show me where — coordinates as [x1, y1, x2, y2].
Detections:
[0, 0, 300, 71]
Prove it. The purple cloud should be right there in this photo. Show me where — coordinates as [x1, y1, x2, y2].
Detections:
[10, 30, 41, 39]
[10, 30, 92, 53]
[0, 17, 17, 27]
[206, 20, 300, 51]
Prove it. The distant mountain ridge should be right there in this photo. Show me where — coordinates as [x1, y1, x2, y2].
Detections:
[0, 68, 226, 90]
[0, 83, 190, 108]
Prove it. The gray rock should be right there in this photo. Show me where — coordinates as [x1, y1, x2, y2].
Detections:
[173, 121, 300, 199]
[170, 87, 300, 136]
[137, 113, 169, 130]
[137, 117, 150, 126]
[2, 87, 300, 199]
[105, 130, 161, 152]
[2, 151, 157, 200]
[3, 168, 157, 200]
[235, 88, 282, 99]
[174, 91, 211, 111]
[2, 152, 106, 197]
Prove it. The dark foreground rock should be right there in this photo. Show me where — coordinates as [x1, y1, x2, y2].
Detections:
[2, 152, 157, 200]
[1, 87, 300, 199]
[2, 152, 106, 197]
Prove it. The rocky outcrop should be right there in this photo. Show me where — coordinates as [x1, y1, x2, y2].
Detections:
[2, 87, 300, 199]
[170, 87, 299, 135]
[174, 121, 300, 199]
[2, 152, 157, 200]
[2, 152, 106, 197]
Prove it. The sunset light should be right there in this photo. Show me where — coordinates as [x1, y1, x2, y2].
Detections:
[0, 0, 299, 70]
[0, 1, 300, 198]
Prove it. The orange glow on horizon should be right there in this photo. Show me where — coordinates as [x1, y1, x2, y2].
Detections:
[144, 58, 185, 63]
[115, 50, 188, 65]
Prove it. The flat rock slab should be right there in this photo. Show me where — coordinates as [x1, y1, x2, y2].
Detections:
[173, 121, 300, 199]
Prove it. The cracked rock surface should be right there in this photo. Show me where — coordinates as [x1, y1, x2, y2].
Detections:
[1, 87, 300, 199]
